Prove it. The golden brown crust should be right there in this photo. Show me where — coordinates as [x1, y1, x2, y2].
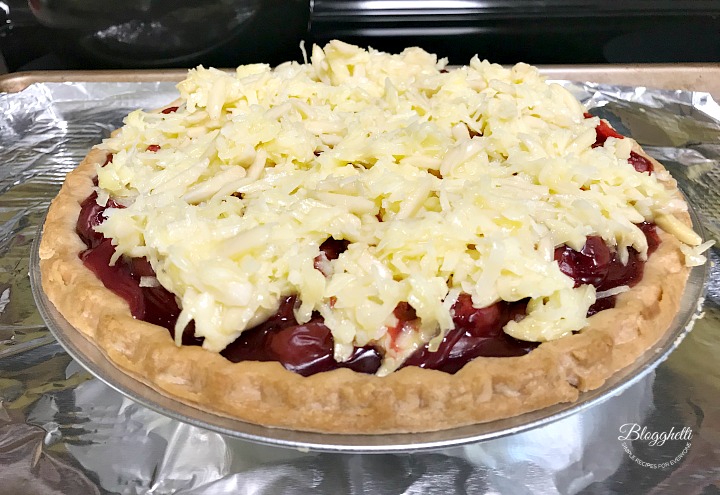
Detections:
[39, 142, 691, 434]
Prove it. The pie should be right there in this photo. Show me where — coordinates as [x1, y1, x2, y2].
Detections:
[38, 41, 710, 434]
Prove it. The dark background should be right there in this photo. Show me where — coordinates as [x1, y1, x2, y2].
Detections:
[1, 1, 719, 73]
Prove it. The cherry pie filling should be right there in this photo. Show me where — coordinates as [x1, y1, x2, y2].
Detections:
[75, 118, 660, 376]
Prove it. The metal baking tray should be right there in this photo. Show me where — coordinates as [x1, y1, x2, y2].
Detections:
[0, 69, 189, 93]
[3, 64, 720, 96]
[3, 65, 719, 494]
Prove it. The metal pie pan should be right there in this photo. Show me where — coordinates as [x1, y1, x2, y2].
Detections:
[29, 211, 709, 454]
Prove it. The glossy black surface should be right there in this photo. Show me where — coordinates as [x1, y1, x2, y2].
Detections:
[2, 0, 720, 71]
[310, 0, 720, 65]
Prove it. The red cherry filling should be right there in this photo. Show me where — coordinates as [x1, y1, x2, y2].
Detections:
[313, 237, 350, 274]
[585, 113, 654, 174]
[77, 192, 119, 249]
[220, 296, 382, 376]
[554, 236, 611, 289]
[81, 238, 146, 318]
[76, 166, 660, 375]
[590, 117, 624, 147]
[401, 294, 535, 374]
[78, 192, 181, 328]
[80, 246, 182, 332]
[554, 222, 660, 314]
[628, 151, 653, 174]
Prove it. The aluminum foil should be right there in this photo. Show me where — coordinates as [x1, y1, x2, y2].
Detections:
[1, 79, 720, 494]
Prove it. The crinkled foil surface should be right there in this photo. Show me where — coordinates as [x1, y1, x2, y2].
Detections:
[1, 79, 719, 495]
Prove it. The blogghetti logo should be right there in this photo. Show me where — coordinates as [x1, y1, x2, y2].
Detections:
[618, 423, 692, 469]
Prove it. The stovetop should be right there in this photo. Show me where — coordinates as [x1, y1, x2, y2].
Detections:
[1, 0, 719, 73]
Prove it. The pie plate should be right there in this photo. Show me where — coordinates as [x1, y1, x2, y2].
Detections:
[29, 206, 710, 454]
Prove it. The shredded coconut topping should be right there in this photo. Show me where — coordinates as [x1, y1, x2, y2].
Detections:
[94, 40, 702, 374]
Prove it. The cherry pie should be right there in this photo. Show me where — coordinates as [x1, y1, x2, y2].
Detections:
[39, 41, 708, 433]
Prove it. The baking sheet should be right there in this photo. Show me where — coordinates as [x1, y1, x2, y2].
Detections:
[3, 64, 720, 95]
[1, 71, 720, 494]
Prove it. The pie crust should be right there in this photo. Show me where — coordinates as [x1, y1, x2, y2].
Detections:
[38, 133, 693, 433]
